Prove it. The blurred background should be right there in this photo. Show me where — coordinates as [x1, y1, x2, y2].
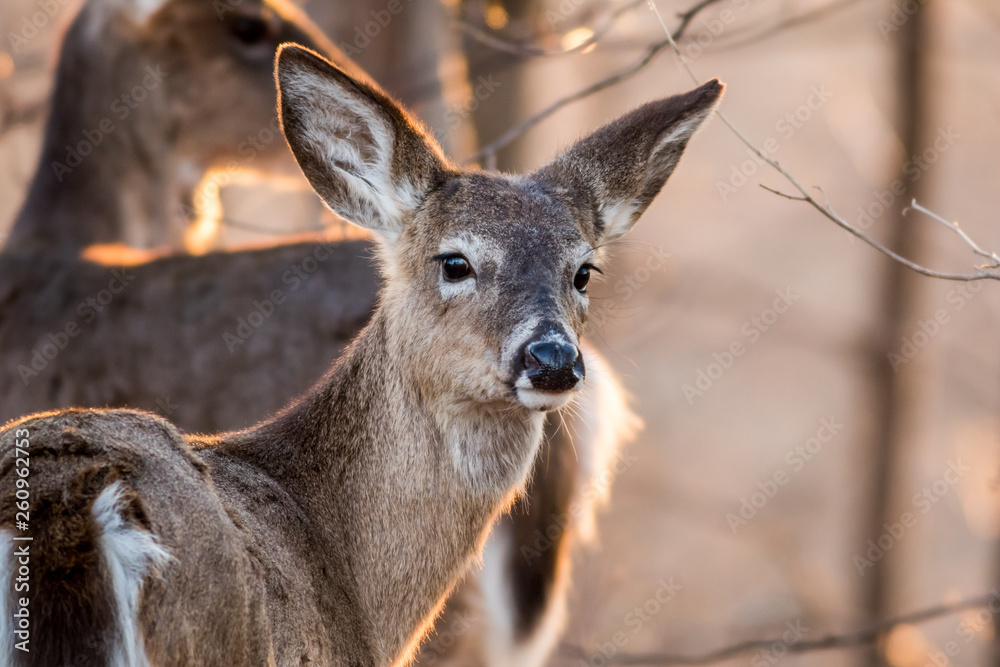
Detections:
[2, 0, 999, 665]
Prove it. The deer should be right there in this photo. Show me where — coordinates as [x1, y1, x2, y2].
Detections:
[0, 1, 640, 664]
[0, 43, 722, 666]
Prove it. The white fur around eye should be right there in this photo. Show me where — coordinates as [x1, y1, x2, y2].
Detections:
[439, 273, 476, 300]
[436, 236, 491, 300]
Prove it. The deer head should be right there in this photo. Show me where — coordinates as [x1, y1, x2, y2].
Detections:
[76, 0, 364, 178]
[8, 0, 367, 250]
[277, 45, 723, 414]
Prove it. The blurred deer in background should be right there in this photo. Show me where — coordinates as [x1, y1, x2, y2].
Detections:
[0, 0, 378, 435]
[0, 44, 722, 666]
[4, 0, 372, 253]
[0, 0, 644, 664]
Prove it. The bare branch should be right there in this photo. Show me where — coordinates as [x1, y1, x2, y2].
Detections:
[574, 0, 862, 56]
[759, 184, 807, 201]
[645, 0, 1000, 282]
[463, 0, 725, 165]
[906, 200, 1000, 268]
[454, 0, 647, 58]
[710, 0, 862, 55]
[562, 591, 997, 665]
[462, 0, 862, 61]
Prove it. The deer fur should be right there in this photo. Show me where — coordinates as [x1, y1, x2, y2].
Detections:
[5, 0, 366, 252]
[0, 1, 642, 664]
[0, 44, 722, 666]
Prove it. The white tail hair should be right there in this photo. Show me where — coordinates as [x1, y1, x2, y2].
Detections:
[92, 482, 171, 667]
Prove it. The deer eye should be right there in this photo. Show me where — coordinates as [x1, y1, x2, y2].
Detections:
[574, 265, 593, 293]
[229, 16, 271, 46]
[438, 254, 473, 282]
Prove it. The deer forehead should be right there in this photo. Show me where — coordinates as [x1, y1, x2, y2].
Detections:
[419, 175, 594, 268]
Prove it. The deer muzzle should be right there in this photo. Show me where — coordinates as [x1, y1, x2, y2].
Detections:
[518, 329, 584, 394]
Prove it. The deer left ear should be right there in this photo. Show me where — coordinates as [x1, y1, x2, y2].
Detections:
[536, 79, 723, 244]
[277, 44, 451, 242]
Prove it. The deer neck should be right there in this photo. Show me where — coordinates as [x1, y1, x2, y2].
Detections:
[214, 308, 543, 664]
[7, 21, 187, 252]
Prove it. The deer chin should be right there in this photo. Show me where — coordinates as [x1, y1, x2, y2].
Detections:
[515, 386, 579, 412]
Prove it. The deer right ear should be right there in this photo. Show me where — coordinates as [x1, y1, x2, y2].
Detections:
[536, 79, 724, 245]
[277, 45, 449, 241]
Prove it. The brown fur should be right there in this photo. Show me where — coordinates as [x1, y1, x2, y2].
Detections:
[0, 239, 377, 429]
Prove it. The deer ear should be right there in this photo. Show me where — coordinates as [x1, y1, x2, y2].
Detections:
[277, 44, 449, 241]
[536, 79, 724, 244]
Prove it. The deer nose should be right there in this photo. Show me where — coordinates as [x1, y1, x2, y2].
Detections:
[523, 340, 584, 392]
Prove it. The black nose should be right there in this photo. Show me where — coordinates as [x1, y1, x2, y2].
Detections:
[523, 340, 584, 392]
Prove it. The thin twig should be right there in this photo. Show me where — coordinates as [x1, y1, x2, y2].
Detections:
[710, 0, 862, 54]
[646, 0, 1000, 282]
[455, 0, 647, 58]
[563, 591, 998, 665]
[906, 200, 1000, 267]
[464, 0, 725, 165]
[467, 0, 862, 60]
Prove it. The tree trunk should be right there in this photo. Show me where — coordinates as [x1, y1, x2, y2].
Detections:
[861, 2, 930, 665]
[459, 0, 540, 170]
